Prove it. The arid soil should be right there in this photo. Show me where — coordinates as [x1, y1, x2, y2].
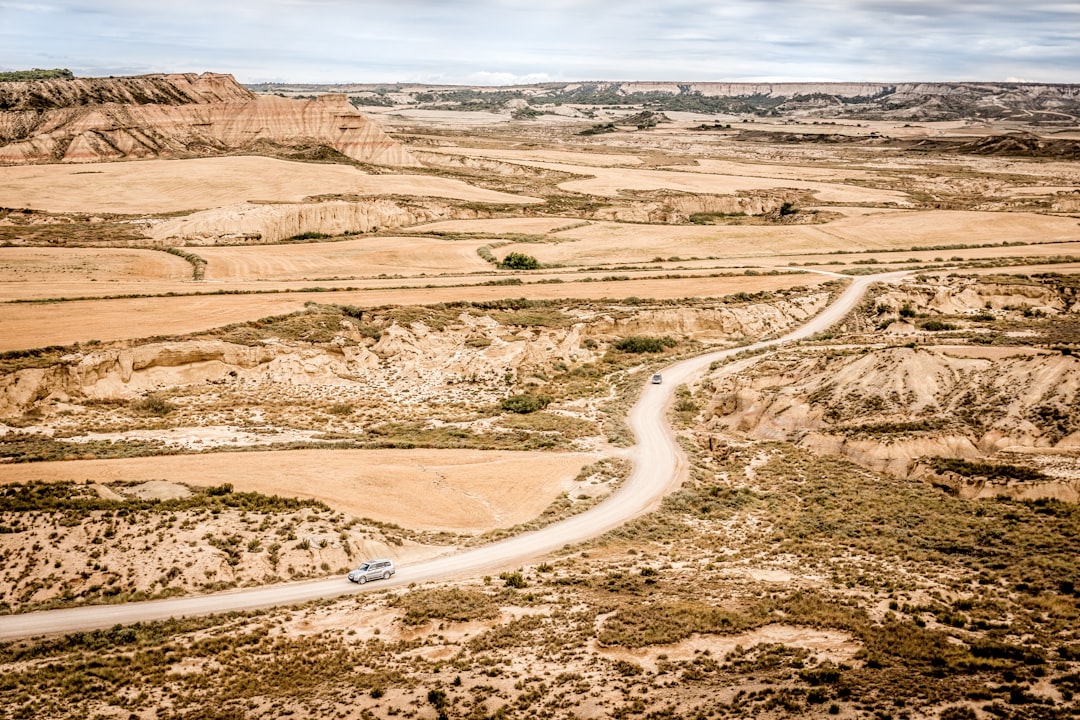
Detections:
[0, 449, 595, 532]
[1, 74, 1079, 720]
[0, 156, 534, 214]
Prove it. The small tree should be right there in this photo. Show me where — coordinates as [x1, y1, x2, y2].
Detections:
[500, 252, 540, 270]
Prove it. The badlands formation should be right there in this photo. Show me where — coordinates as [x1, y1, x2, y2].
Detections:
[0, 72, 419, 166]
[0, 72, 1079, 719]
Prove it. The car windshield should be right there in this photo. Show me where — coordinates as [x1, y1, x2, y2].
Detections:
[359, 564, 370, 571]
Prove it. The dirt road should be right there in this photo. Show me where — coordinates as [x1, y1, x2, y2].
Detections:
[0, 271, 901, 641]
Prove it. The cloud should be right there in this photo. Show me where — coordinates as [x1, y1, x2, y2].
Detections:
[1, 0, 1077, 83]
[467, 71, 553, 86]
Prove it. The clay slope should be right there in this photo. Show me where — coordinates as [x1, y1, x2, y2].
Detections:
[0, 72, 420, 166]
[700, 345, 1080, 498]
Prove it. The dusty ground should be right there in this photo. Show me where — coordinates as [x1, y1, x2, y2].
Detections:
[0, 449, 594, 533]
[0, 156, 537, 214]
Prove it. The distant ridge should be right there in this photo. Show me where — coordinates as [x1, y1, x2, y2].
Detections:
[254, 80, 1080, 123]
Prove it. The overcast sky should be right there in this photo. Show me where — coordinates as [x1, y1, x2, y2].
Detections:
[2, 0, 1078, 84]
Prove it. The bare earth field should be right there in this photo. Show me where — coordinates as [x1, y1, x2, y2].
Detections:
[0, 156, 537, 214]
[196, 235, 494, 280]
[0, 448, 593, 533]
[2, 82, 1080, 720]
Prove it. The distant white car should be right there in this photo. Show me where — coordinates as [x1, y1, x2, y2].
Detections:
[348, 558, 395, 584]
[651, 373, 663, 384]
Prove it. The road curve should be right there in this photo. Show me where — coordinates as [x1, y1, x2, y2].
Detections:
[0, 271, 904, 641]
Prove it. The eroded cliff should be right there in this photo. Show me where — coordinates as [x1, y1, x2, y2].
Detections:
[0, 72, 419, 166]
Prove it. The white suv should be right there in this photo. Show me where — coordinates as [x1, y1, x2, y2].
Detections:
[348, 558, 395, 584]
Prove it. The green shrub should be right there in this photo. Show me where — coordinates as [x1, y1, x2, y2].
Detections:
[500, 571, 527, 588]
[921, 319, 956, 331]
[500, 394, 551, 414]
[499, 252, 540, 270]
[132, 395, 174, 416]
[613, 336, 677, 353]
[0, 68, 74, 81]
[925, 457, 1048, 483]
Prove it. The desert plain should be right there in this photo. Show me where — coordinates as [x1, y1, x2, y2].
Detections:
[0, 75, 1078, 719]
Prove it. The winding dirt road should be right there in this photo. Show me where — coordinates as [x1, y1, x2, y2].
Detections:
[0, 271, 903, 641]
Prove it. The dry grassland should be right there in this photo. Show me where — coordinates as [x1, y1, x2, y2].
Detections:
[0, 156, 537, 214]
[0, 246, 191, 283]
[196, 235, 493, 280]
[497, 210, 1080, 266]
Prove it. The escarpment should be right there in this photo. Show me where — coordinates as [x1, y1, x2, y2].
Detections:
[150, 197, 496, 244]
[0, 72, 419, 166]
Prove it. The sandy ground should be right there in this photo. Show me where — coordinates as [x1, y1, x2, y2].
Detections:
[497, 210, 1080, 265]
[420, 148, 909, 204]
[423, 146, 648, 167]
[0, 448, 594, 533]
[0, 273, 829, 351]
[0, 246, 192, 283]
[197, 235, 493, 280]
[411, 216, 589, 234]
[0, 156, 538, 214]
[677, 157, 881, 182]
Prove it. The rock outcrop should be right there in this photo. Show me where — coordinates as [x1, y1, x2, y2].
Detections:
[0, 72, 420, 166]
[150, 197, 493, 244]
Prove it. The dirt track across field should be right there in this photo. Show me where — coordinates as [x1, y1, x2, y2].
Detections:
[0, 270, 901, 641]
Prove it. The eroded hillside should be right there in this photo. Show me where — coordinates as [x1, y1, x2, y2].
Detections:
[0, 72, 419, 166]
[692, 273, 1080, 500]
[0, 289, 829, 460]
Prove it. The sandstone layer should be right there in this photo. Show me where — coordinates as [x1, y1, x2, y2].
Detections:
[0, 72, 419, 166]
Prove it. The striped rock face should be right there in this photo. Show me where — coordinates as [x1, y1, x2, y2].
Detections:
[0, 72, 420, 167]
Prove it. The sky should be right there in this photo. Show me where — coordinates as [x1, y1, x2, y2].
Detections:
[2, 0, 1078, 84]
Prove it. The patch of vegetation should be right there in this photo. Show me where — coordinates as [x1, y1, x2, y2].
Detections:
[921, 319, 957, 331]
[500, 394, 552, 414]
[579, 122, 617, 136]
[612, 336, 677, 354]
[393, 588, 499, 625]
[598, 601, 755, 647]
[499, 252, 541, 270]
[924, 457, 1050, 483]
[0, 209, 145, 246]
[0, 480, 329, 514]
[495, 411, 597, 438]
[0, 68, 74, 81]
[130, 394, 175, 416]
[161, 246, 206, 280]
